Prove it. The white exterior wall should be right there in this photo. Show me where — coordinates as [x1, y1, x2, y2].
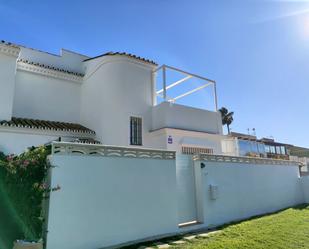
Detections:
[0, 132, 58, 155]
[301, 176, 309, 203]
[193, 160, 304, 228]
[13, 71, 81, 123]
[81, 56, 156, 147]
[46, 154, 177, 249]
[19, 47, 88, 73]
[152, 102, 223, 135]
[0, 52, 18, 120]
[150, 128, 224, 154]
[221, 137, 238, 156]
[0, 130, 90, 155]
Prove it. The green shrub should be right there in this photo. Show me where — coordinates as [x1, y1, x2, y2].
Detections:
[0, 146, 51, 242]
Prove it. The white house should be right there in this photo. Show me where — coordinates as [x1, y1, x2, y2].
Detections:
[0, 40, 224, 155]
[1, 40, 309, 249]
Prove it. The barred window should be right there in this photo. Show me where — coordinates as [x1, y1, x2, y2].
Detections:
[130, 117, 142, 146]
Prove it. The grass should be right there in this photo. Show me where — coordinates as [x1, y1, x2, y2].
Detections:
[171, 205, 309, 249]
[121, 205, 309, 249]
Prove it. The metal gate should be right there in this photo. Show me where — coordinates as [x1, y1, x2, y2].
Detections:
[176, 154, 198, 225]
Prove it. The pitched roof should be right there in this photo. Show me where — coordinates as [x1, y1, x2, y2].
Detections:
[0, 117, 95, 135]
[18, 59, 84, 77]
[84, 51, 158, 65]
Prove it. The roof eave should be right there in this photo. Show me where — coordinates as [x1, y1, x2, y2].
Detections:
[0, 125, 96, 138]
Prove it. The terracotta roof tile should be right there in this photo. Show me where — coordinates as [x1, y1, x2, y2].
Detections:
[71, 138, 101, 144]
[84, 51, 158, 65]
[0, 40, 19, 49]
[0, 117, 95, 134]
[18, 59, 85, 77]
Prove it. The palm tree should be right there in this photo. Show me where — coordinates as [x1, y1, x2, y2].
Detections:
[219, 107, 234, 134]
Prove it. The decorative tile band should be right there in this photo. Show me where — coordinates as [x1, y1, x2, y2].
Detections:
[193, 154, 299, 166]
[51, 142, 176, 160]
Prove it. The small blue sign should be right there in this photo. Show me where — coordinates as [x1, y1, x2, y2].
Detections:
[168, 136, 173, 144]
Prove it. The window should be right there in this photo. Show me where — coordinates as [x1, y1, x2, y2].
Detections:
[276, 146, 281, 154]
[238, 140, 250, 156]
[182, 146, 214, 155]
[130, 117, 142, 145]
[281, 146, 286, 155]
[257, 143, 266, 156]
[270, 146, 276, 154]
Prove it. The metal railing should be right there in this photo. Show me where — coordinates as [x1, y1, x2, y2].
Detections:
[153, 65, 218, 111]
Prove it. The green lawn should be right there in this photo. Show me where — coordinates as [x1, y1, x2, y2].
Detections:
[172, 205, 309, 249]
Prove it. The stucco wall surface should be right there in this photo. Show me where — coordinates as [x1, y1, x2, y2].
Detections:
[13, 71, 81, 123]
[0, 132, 58, 155]
[196, 160, 304, 227]
[149, 128, 224, 154]
[301, 175, 309, 203]
[46, 154, 177, 249]
[152, 102, 223, 135]
[81, 58, 154, 147]
[0, 53, 18, 120]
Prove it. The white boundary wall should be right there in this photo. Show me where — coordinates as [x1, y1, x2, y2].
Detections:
[192, 155, 304, 228]
[45, 143, 308, 248]
[46, 145, 177, 249]
[301, 176, 309, 203]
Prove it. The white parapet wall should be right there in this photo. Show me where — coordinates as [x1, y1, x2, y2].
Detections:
[46, 142, 177, 249]
[152, 102, 223, 135]
[192, 155, 304, 228]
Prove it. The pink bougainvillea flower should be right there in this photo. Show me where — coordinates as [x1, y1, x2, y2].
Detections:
[23, 160, 30, 166]
[6, 154, 14, 161]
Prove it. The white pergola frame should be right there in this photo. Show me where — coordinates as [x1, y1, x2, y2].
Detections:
[152, 64, 218, 111]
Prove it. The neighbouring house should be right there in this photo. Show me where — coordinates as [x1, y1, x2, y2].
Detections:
[228, 132, 309, 172]
[227, 132, 267, 158]
[260, 137, 289, 160]
[228, 132, 289, 160]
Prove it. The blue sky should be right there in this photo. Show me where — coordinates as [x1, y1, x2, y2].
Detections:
[1, 0, 309, 147]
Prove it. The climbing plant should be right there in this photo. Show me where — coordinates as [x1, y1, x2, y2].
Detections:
[0, 146, 51, 244]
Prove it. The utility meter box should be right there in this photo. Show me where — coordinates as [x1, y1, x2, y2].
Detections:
[209, 184, 219, 200]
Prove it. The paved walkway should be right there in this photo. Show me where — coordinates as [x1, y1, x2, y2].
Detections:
[136, 230, 221, 249]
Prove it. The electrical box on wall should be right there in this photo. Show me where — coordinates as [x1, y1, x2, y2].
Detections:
[209, 184, 218, 200]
